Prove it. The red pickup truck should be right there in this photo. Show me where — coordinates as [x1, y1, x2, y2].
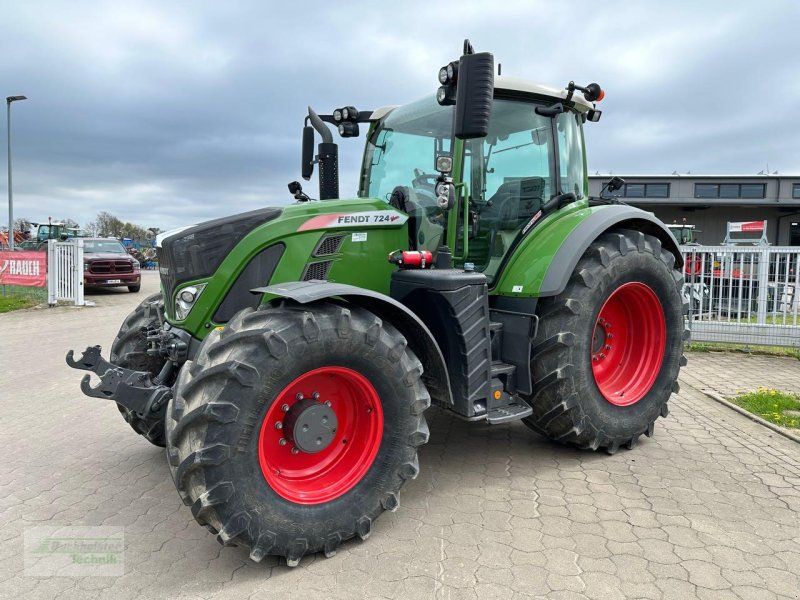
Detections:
[83, 238, 141, 293]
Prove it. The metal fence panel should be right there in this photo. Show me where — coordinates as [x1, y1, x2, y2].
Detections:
[47, 239, 84, 306]
[681, 245, 799, 348]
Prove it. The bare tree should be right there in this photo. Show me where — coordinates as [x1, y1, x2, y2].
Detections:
[13, 217, 32, 233]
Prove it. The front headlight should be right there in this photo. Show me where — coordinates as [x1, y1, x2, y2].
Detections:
[131, 259, 140, 270]
[83, 263, 89, 272]
[175, 283, 206, 320]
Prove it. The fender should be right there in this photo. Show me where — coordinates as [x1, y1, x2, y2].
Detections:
[253, 280, 454, 409]
[493, 203, 683, 298]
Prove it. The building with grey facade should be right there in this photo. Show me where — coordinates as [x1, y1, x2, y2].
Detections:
[587, 174, 800, 246]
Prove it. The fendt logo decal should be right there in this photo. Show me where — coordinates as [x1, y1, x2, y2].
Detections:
[298, 210, 408, 232]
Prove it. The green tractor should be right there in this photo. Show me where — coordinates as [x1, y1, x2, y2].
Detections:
[17, 220, 86, 249]
[67, 41, 686, 566]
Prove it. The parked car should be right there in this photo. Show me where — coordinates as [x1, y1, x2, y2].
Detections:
[83, 238, 141, 293]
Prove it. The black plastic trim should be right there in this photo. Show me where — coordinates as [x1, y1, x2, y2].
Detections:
[390, 269, 492, 418]
[212, 243, 285, 323]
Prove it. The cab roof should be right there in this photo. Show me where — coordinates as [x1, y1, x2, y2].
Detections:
[494, 76, 594, 111]
[371, 76, 595, 121]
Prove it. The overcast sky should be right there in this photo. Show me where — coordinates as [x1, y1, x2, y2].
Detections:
[2, 0, 799, 230]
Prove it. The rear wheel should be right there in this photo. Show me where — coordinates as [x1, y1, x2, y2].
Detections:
[523, 230, 687, 453]
[166, 301, 430, 566]
[110, 292, 168, 446]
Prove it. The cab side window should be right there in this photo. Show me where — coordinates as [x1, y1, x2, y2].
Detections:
[556, 111, 586, 199]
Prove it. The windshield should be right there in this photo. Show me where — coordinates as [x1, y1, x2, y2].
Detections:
[360, 96, 453, 201]
[85, 240, 127, 253]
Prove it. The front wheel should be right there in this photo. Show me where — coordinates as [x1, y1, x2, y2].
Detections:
[166, 301, 430, 566]
[111, 293, 168, 446]
[523, 230, 687, 453]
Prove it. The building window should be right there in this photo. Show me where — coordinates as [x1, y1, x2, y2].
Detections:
[646, 183, 670, 198]
[625, 183, 645, 198]
[694, 183, 766, 199]
[695, 184, 718, 198]
[606, 182, 671, 198]
[793, 183, 800, 199]
[740, 184, 766, 198]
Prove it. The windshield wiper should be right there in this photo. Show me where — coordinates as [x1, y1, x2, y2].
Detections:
[493, 140, 537, 155]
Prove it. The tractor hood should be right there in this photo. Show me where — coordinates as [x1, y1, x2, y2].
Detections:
[156, 198, 410, 332]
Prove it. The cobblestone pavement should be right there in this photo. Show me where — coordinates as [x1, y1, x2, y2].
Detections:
[1, 273, 798, 599]
[681, 351, 800, 398]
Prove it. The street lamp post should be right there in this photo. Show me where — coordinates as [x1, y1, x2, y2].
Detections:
[6, 95, 27, 251]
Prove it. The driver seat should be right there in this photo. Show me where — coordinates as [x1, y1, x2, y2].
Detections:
[481, 177, 545, 231]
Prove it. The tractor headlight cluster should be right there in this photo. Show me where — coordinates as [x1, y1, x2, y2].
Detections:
[175, 283, 206, 320]
[436, 60, 459, 106]
[333, 106, 358, 123]
[438, 61, 459, 85]
[436, 85, 457, 106]
[338, 121, 359, 137]
[333, 105, 360, 137]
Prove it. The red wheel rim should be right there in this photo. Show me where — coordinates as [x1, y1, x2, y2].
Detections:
[258, 367, 383, 504]
[591, 282, 666, 406]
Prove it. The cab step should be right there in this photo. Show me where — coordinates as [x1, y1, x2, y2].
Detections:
[486, 401, 533, 424]
[490, 361, 516, 378]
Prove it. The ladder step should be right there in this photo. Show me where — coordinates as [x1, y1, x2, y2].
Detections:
[491, 361, 516, 377]
[487, 401, 533, 424]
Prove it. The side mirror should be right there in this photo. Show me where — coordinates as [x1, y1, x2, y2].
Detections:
[301, 125, 314, 180]
[454, 51, 494, 140]
[606, 176, 625, 193]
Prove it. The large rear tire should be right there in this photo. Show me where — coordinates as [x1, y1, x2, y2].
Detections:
[110, 292, 168, 446]
[523, 230, 687, 453]
[166, 301, 430, 566]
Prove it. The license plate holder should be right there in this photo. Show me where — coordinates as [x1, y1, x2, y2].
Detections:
[106, 279, 122, 284]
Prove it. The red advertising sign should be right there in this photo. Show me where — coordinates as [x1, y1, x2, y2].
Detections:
[0, 251, 47, 287]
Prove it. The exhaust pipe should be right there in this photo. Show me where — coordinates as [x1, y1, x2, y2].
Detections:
[307, 107, 339, 200]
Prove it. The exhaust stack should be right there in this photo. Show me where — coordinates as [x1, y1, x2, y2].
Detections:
[307, 107, 339, 200]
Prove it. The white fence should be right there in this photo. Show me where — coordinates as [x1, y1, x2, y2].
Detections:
[680, 245, 800, 348]
[47, 239, 84, 306]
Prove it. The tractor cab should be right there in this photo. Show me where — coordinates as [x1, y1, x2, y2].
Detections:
[359, 78, 594, 282]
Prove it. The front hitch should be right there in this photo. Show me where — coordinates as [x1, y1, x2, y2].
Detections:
[66, 345, 172, 416]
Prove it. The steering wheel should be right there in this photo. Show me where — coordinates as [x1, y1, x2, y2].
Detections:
[412, 169, 438, 191]
[411, 169, 439, 205]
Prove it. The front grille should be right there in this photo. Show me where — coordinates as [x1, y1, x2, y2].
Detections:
[313, 234, 345, 257]
[90, 260, 133, 274]
[302, 261, 332, 281]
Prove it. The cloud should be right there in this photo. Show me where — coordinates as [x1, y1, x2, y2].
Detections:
[1, 0, 798, 230]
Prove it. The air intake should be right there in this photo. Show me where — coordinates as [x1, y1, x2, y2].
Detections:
[302, 261, 333, 281]
[313, 235, 345, 257]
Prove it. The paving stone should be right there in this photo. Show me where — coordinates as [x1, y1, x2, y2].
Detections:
[2, 275, 800, 599]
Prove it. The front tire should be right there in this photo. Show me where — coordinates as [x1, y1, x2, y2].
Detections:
[523, 230, 687, 453]
[110, 292, 168, 446]
[166, 301, 430, 566]
[128, 284, 141, 293]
